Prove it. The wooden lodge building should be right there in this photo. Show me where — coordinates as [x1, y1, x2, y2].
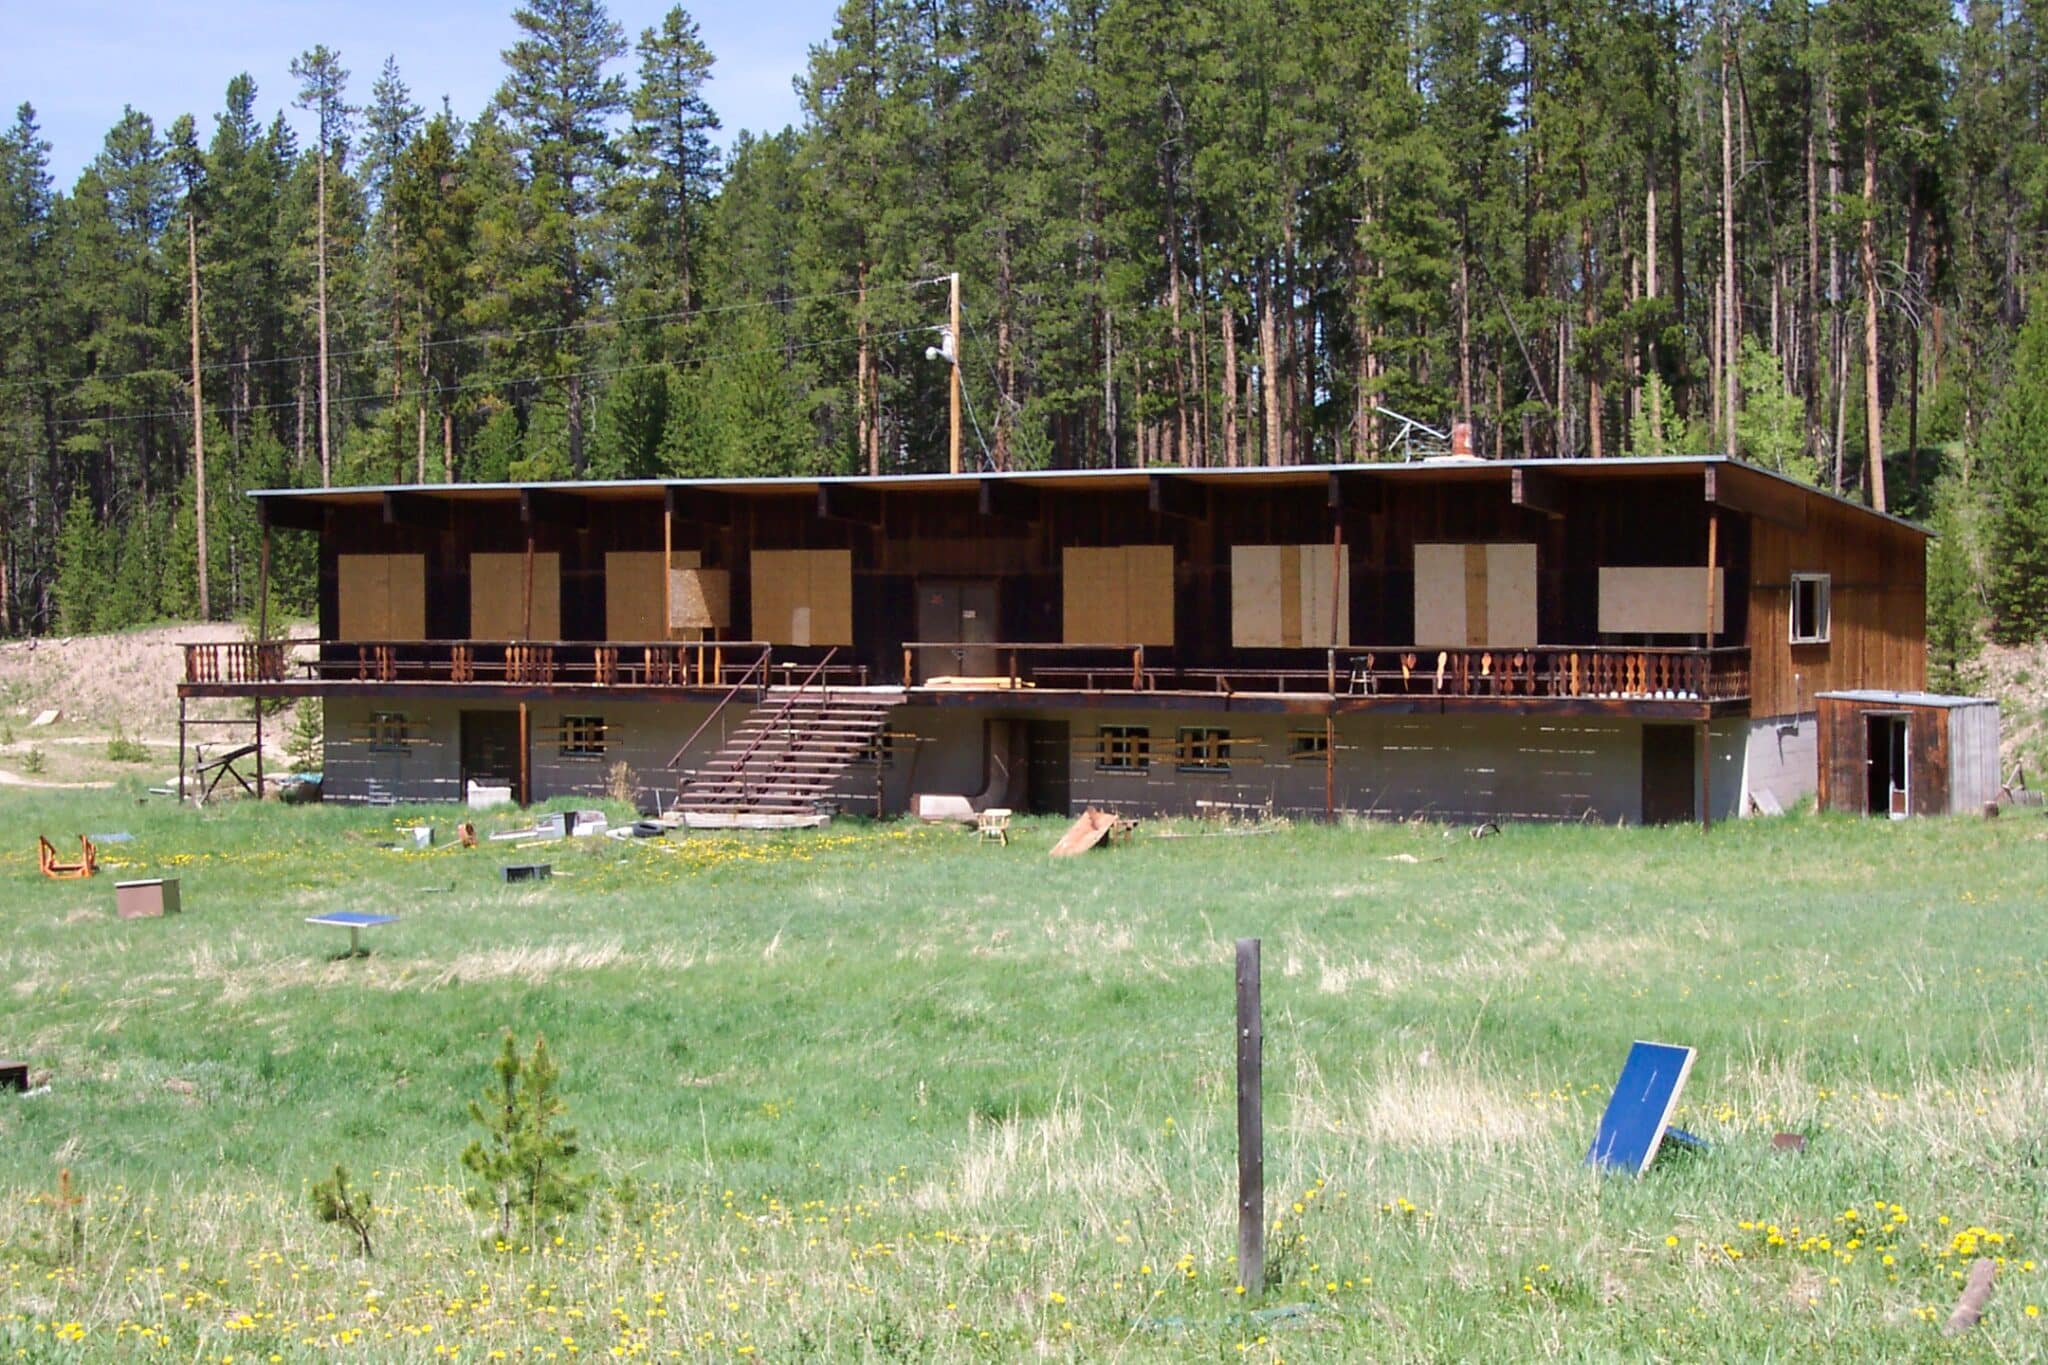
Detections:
[178, 456, 1928, 826]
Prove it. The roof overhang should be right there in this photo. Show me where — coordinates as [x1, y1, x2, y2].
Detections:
[245, 456, 1929, 538]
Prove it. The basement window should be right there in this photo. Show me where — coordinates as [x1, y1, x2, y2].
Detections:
[1178, 727, 1231, 774]
[1098, 725, 1149, 773]
[1790, 573, 1831, 644]
[369, 711, 409, 754]
[560, 715, 607, 758]
[1289, 729, 1329, 761]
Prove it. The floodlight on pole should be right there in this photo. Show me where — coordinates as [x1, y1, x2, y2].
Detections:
[920, 272, 963, 474]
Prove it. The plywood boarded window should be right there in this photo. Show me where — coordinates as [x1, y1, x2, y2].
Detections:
[1412, 544, 1537, 647]
[669, 556, 730, 633]
[470, 552, 560, 641]
[1062, 546, 1175, 646]
[1096, 724, 1149, 772]
[605, 552, 665, 641]
[1177, 726, 1231, 773]
[1231, 545, 1349, 647]
[1596, 567, 1726, 635]
[559, 715, 606, 758]
[1289, 729, 1329, 761]
[750, 549, 854, 646]
[337, 554, 427, 640]
[369, 711, 410, 753]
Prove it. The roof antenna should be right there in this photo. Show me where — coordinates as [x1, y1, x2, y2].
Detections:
[1374, 407, 1451, 461]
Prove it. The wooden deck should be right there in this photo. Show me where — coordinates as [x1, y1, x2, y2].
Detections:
[182, 639, 1748, 714]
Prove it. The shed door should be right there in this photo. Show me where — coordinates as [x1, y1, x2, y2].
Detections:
[1866, 713, 1910, 819]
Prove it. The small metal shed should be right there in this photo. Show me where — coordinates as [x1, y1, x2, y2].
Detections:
[1815, 691, 2000, 818]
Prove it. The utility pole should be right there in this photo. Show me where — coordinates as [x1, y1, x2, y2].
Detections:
[187, 209, 209, 620]
[948, 272, 962, 475]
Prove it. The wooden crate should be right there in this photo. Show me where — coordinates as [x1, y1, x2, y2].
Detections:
[115, 877, 181, 919]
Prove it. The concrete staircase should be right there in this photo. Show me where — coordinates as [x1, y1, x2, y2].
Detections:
[676, 686, 904, 828]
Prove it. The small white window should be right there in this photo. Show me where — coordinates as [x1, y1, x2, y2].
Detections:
[1790, 574, 1830, 644]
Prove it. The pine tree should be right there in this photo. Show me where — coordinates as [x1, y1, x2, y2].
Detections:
[291, 47, 355, 488]
[616, 5, 720, 357]
[461, 1032, 589, 1242]
[386, 115, 474, 480]
[1986, 307, 2048, 643]
[168, 115, 210, 618]
[1926, 479, 1982, 691]
[490, 0, 628, 473]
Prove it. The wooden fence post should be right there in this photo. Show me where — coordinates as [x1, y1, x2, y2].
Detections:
[1236, 937, 1264, 1299]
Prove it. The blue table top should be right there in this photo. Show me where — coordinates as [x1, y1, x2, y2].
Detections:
[306, 912, 400, 929]
[1586, 1041, 1697, 1175]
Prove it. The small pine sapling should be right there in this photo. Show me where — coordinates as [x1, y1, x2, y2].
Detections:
[311, 1164, 375, 1258]
[285, 700, 324, 773]
[462, 1032, 590, 1242]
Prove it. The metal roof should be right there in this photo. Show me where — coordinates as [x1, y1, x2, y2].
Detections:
[244, 454, 1929, 536]
[1815, 690, 1996, 709]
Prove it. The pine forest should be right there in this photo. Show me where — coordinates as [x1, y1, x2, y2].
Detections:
[2, 0, 2046, 674]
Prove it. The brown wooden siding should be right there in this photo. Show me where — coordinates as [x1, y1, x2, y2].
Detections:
[1817, 697, 1948, 816]
[1748, 505, 1925, 720]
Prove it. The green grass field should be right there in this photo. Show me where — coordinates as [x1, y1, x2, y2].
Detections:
[2, 787, 2045, 1360]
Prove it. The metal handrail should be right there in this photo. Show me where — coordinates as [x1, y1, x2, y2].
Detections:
[681, 647, 840, 805]
[665, 649, 773, 769]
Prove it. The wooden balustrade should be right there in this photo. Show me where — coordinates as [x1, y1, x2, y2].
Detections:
[182, 638, 1747, 705]
[181, 641, 287, 684]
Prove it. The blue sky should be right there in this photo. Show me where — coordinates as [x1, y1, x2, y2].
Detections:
[2, 0, 843, 188]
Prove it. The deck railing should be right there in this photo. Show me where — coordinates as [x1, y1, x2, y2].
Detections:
[1326, 646, 1749, 702]
[183, 639, 773, 689]
[185, 639, 1748, 703]
[181, 641, 290, 684]
[902, 641, 1148, 690]
[901, 641, 1747, 702]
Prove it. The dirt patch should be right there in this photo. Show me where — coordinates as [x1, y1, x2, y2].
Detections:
[1975, 641, 2048, 779]
[0, 622, 314, 735]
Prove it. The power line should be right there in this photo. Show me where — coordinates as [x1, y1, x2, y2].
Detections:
[33, 327, 930, 434]
[0, 275, 948, 403]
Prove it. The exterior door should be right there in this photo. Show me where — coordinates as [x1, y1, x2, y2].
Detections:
[1640, 724, 1696, 825]
[1866, 713, 1910, 818]
[461, 710, 521, 795]
[1025, 720, 1071, 815]
[915, 579, 1000, 680]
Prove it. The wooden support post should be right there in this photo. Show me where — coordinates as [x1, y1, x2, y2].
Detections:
[905, 646, 914, 688]
[1331, 515, 1344, 649]
[662, 500, 673, 642]
[518, 703, 531, 807]
[1704, 511, 1719, 647]
[1132, 645, 1144, 691]
[1236, 938, 1265, 1299]
[257, 522, 271, 644]
[177, 695, 187, 804]
[522, 529, 535, 643]
[253, 695, 264, 802]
